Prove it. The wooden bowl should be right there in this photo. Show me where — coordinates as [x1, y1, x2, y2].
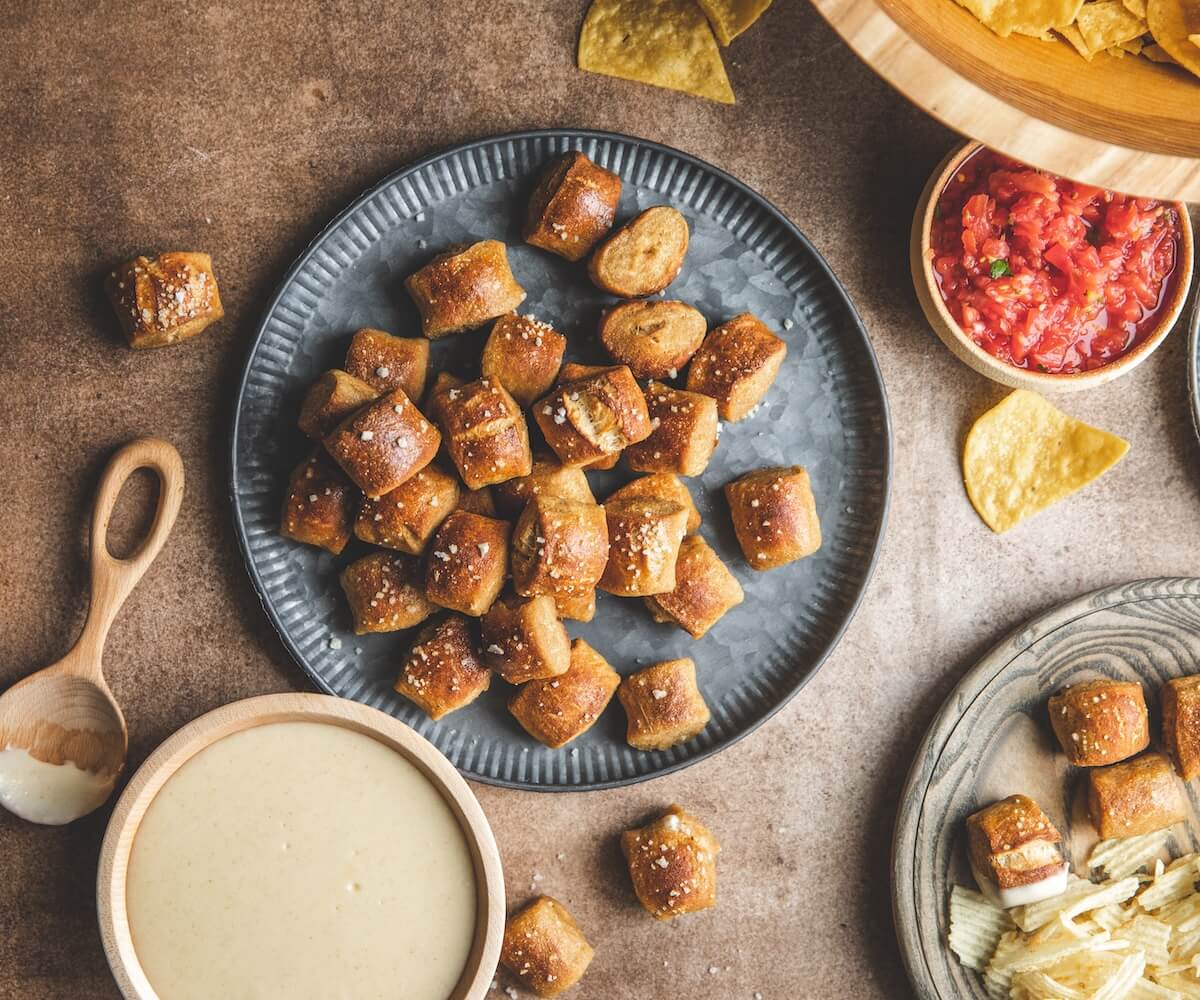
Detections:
[97, 694, 504, 1000]
[911, 141, 1195, 393]
[810, 0, 1200, 201]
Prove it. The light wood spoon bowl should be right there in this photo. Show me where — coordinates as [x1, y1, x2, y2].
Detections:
[0, 438, 184, 824]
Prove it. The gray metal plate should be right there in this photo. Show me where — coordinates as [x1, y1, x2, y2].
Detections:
[231, 129, 891, 790]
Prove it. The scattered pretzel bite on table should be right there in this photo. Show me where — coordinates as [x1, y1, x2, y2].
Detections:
[481, 314, 567, 408]
[353, 464, 459, 554]
[404, 240, 526, 338]
[105, 251, 224, 348]
[424, 510, 511, 617]
[1162, 674, 1200, 779]
[508, 639, 620, 749]
[645, 535, 744, 639]
[394, 614, 491, 720]
[686, 312, 787, 421]
[512, 495, 609, 621]
[481, 594, 570, 684]
[598, 299, 707, 379]
[625, 380, 719, 477]
[524, 150, 622, 262]
[724, 466, 821, 570]
[343, 327, 429, 401]
[618, 658, 710, 751]
[621, 805, 719, 920]
[1087, 752, 1186, 839]
[492, 452, 596, 519]
[588, 205, 689, 298]
[534, 364, 651, 469]
[434, 376, 533, 489]
[606, 473, 701, 533]
[280, 452, 359, 554]
[297, 369, 380, 440]
[599, 496, 689, 597]
[323, 388, 440, 497]
[500, 895, 594, 998]
[1047, 678, 1149, 767]
[339, 551, 435, 634]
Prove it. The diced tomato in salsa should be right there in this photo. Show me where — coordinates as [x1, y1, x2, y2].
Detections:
[930, 148, 1182, 375]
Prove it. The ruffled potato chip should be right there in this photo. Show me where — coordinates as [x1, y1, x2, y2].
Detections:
[696, 0, 773, 45]
[1147, 0, 1200, 77]
[962, 390, 1129, 533]
[578, 0, 735, 104]
[953, 0, 1084, 37]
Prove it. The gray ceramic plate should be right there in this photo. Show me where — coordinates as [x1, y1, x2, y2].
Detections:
[1189, 285, 1200, 446]
[893, 577, 1200, 999]
[231, 129, 891, 790]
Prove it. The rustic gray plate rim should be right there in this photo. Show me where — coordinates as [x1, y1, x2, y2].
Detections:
[229, 127, 892, 791]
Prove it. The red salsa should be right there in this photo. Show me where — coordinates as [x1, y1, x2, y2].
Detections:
[930, 148, 1183, 374]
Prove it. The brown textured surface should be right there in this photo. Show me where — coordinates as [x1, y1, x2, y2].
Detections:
[1, 2, 1197, 999]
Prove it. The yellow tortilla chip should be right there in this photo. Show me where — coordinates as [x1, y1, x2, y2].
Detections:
[1059, 23, 1096, 57]
[695, 0, 773, 46]
[954, 0, 1084, 37]
[1077, 0, 1148, 53]
[1190, 32, 1200, 46]
[578, 0, 735, 105]
[1148, 0, 1200, 77]
[1123, 0, 1148, 17]
[1120, 36, 1145, 53]
[962, 390, 1129, 533]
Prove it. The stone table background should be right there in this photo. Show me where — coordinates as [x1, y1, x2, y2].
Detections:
[1, 2, 1196, 998]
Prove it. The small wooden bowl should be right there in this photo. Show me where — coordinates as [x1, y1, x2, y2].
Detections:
[97, 694, 504, 1000]
[911, 141, 1194, 393]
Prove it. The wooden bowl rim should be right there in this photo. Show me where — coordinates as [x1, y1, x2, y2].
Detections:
[911, 140, 1195, 393]
[96, 693, 504, 1000]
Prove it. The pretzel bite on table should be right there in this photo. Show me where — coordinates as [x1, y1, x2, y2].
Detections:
[280, 452, 359, 554]
[599, 496, 689, 597]
[508, 639, 620, 748]
[524, 150, 621, 262]
[618, 658, 710, 751]
[645, 535, 744, 639]
[297, 369, 380, 440]
[435, 376, 533, 490]
[621, 805, 719, 920]
[624, 381, 719, 477]
[394, 615, 490, 720]
[480, 594, 570, 684]
[966, 795, 1068, 908]
[500, 896, 594, 998]
[1162, 675, 1200, 779]
[339, 551, 435, 634]
[324, 388, 440, 497]
[512, 496, 609, 622]
[492, 453, 595, 519]
[588, 206, 689, 298]
[598, 300, 707, 379]
[481, 314, 566, 408]
[343, 327, 429, 401]
[686, 313, 787, 421]
[724, 466, 821, 570]
[533, 365, 651, 468]
[606, 473, 701, 533]
[106, 251, 223, 348]
[404, 240, 526, 339]
[1047, 679, 1149, 767]
[353, 464, 459, 554]
[1087, 752, 1186, 839]
[424, 510, 511, 617]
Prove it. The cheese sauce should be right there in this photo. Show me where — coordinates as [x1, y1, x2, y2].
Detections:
[126, 721, 477, 1000]
[0, 746, 114, 825]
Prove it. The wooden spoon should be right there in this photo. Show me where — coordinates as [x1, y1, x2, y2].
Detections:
[0, 438, 184, 824]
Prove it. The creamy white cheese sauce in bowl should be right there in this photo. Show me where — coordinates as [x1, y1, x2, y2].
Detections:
[98, 695, 504, 1000]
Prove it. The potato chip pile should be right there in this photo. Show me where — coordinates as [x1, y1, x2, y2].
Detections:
[577, 0, 773, 105]
[954, 0, 1200, 79]
[949, 831, 1200, 997]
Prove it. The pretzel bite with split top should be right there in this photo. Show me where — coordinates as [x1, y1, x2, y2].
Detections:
[456, 485, 497, 517]
[645, 535, 744, 638]
[492, 453, 595, 519]
[534, 365, 651, 469]
[339, 551, 435, 634]
[353, 465, 459, 554]
[508, 639, 620, 748]
[524, 150, 621, 262]
[1162, 674, 1200, 779]
[686, 313, 787, 421]
[323, 388, 440, 498]
[724, 466, 821, 570]
[394, 615, 490, 720]
[1047, 679, 1149, 767]
[297, 370, 379, 440]
[106, 251, 224, 348]
[599, 496, 689, 597]
[280, 452, 359, 554]
[966, 795, 1068, 908]
[404, 240, 526, 339]
[588, 206, 689, 298]
[512, 496, 609, 622]
[481, 314, 566, 408]
[435, 377, 533, 490]
[481, 594, 570, 684]
[344, 327, 429, 401]
[618, 658, 710, 751]
[1087, 752, 1185, 839]
[598, 300, 706, 379]
[500, 896, 594, 998]
[606, 473, 700, 533]
[621, 805, 719, 920]
[625, 381, 719, 477]
[424, 510, 511, 617]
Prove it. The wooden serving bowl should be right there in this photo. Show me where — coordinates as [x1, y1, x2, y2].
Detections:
[810, 0, 1200, 202]
[97, 694, 504, 1000]
[911, 141, 1195, 393]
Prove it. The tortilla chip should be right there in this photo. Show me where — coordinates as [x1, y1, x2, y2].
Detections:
[954, 0, 1084, 37]
[1123, 0, 1148, 17]
[1143, 41, 1178, 61]
[578, 0, 735, 104]
[1190, 32, 1200, 46]
[962, 390, 1129, 533]
[1077, 0, 1149, 53]
[696, 0, 773, 46]
[1120, 36, 1146, 53]
[1148, 0, 1200, 77]
[1059, 23, 1096, 57]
